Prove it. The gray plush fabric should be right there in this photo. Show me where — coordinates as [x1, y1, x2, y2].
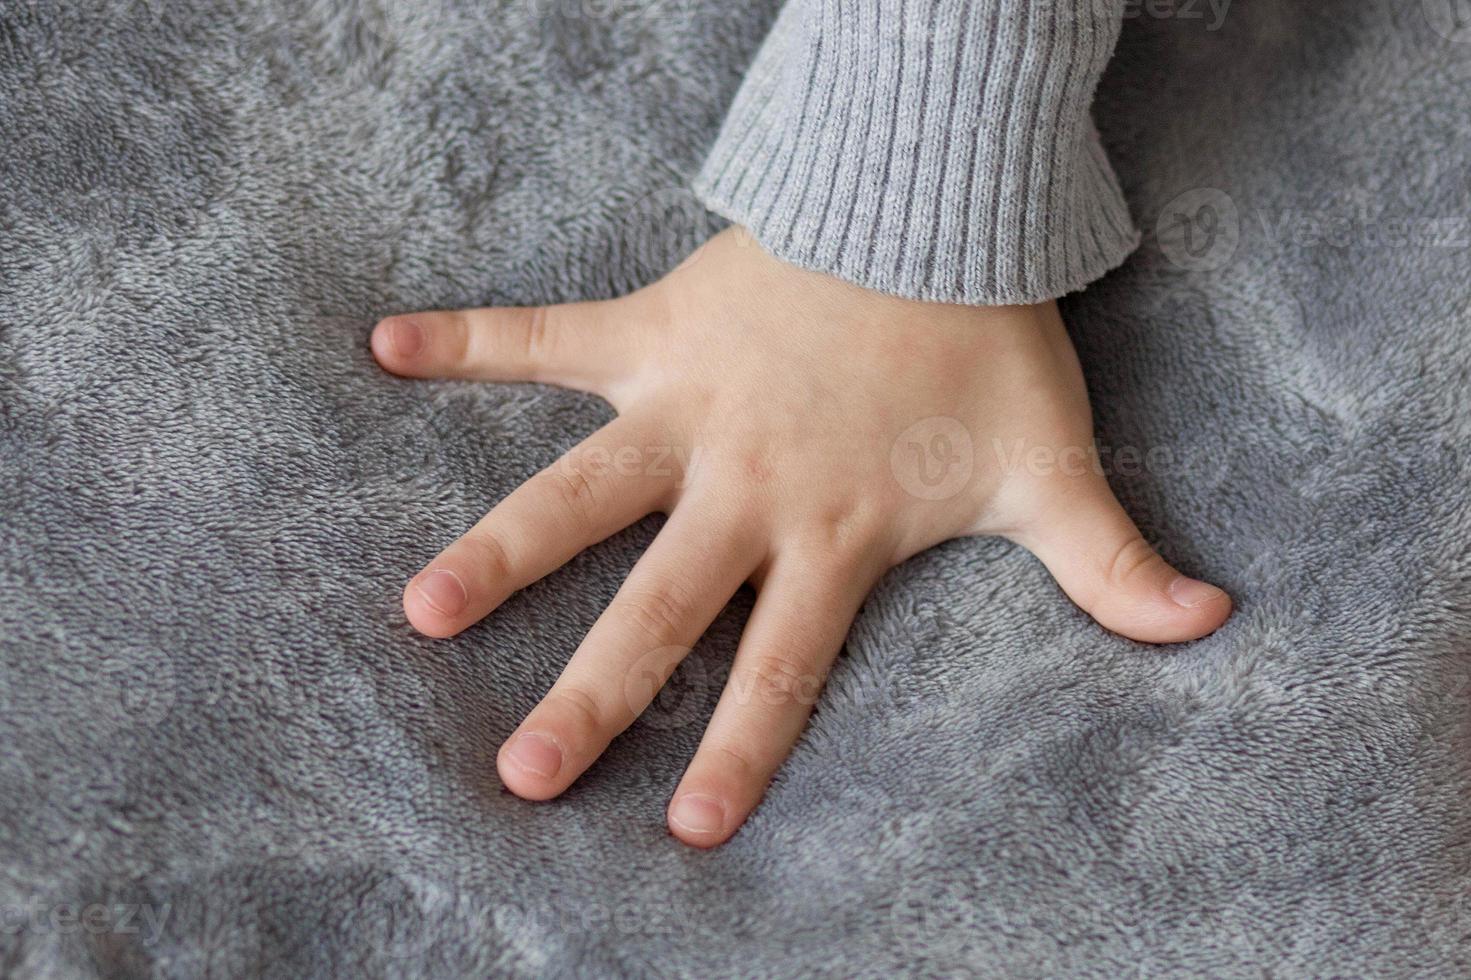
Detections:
[2, 0, 1469, 977]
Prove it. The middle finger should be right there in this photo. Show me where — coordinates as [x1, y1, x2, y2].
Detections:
[497, 498, 763, 800]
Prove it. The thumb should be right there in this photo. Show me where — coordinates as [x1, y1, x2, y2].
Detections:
[1011, 477, 1232, 644]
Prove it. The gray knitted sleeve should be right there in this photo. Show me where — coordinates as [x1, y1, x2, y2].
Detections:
[692, 0, 1139, 306]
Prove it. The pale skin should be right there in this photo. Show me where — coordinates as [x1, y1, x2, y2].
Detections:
[370, 226, 1232, 848]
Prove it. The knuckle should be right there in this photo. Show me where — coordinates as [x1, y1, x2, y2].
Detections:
[704, 742, 758, 782]
[463, 528, 516, 583]
[518, 306, 552, 364]
[444, 311, 474, 365]
[1102, 535, 1160, 590]
[544, 459, 603, 526]
[545, 687, 607, 742]
[811, 501, 887, 558]
[798, 513, 889, 576]
[620, 584, 690, 647]
[743, 651, 823, 708]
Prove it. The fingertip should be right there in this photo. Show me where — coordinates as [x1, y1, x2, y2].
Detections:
[1167, 575, 1226, 609]
[401, 572, 466, 639]
[497, 732, 567, 801]
[369, 318, 392, 366]
[1103, 580, 1233, 645]
[1141, 574, 1233, 643]
[1167, 579, 1234, 639]
[667, 793, 733, 849]
[371, 315, 426, 374]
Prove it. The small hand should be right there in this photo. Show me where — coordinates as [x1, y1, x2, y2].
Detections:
[371, 228, 1231, 847]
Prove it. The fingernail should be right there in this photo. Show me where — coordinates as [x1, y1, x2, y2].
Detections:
[1168, 575, 1225, 608]
[413, 568, 467, 616]
[389, 318, 425, 358]
[506, 732, 562, 779]
[668, 794, 725, 836]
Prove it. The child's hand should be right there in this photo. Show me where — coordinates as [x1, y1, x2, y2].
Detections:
[371, 228, 1231, 847]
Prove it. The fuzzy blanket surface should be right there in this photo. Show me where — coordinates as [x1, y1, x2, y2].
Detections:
[2, 0, 1469, 976]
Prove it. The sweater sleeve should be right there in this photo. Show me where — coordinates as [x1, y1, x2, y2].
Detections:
[692, 0, 1139, 306]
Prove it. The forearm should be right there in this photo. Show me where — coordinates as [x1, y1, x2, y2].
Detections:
[694, 0, 1138, 305]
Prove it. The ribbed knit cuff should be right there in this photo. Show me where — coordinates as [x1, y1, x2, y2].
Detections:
[693, 0, 1140, 306]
